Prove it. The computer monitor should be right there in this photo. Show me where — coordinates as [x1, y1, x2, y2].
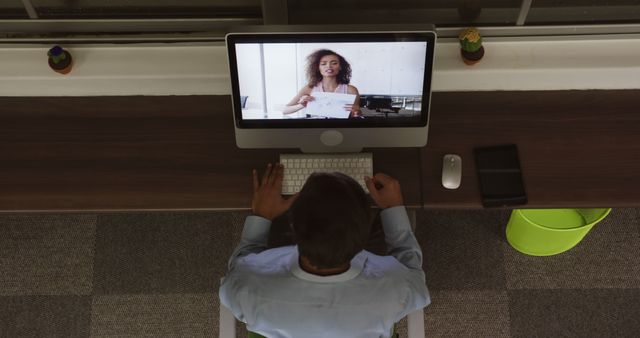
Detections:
[226, 24, 436, 153]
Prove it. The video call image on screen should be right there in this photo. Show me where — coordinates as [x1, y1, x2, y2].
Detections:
[235, 41, 428, 120]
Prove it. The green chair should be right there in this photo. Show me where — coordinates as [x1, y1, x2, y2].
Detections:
[506, 208, 611, 256]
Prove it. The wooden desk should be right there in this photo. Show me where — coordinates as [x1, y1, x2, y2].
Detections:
[0, 96, 422, 211]
[2, 91, 638, 211]
[422, 90, 640, 208]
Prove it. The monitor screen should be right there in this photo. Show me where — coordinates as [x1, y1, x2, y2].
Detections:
[226, 31, 436, 129]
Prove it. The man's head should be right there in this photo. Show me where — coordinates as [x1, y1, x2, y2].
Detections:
[290, 172, 372, 270]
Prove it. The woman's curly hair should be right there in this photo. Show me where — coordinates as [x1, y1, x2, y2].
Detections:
[305, 49, 352, 88]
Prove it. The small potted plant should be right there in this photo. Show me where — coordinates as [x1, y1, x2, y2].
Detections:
[48, 45, 73, 74]
[459, 28, 484, 66]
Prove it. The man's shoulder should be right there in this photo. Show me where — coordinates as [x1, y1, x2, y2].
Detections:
[360, 252, 425, 288]
[232, 245, 296, 273]
[361, 251, 410, 274]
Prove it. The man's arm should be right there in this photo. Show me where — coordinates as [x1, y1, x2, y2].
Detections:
[227, 215, 271, 270]
[228, 163, 298, 270]
[365, 174, 423, 270]
[380, 206, 422, 270]
[366, 173, 430, 318]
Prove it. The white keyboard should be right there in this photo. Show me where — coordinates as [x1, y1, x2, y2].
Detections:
[279, 153, 373, 195]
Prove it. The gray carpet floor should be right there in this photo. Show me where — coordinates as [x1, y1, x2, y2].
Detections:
[1, 208, 639, 337]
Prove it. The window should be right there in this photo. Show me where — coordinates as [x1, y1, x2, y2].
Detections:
[527, 0, 640, 25]
[1, 0, 639, 38]
[27, 0, 262, 19]
[0, 0, 28, 19]
[287, 0, 522, 26]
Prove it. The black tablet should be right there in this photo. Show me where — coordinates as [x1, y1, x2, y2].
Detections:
[474, 144, 527, 207]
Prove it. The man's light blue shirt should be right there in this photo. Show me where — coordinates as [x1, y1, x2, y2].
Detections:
[219, 206, 430, 338]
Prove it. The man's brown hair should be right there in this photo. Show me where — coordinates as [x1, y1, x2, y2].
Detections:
[291, 172, 372, 269]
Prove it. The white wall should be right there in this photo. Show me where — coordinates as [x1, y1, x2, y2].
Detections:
[235, 44, 264, 110]
[293, 42, 427, 96]
[263, 44, 298, 111]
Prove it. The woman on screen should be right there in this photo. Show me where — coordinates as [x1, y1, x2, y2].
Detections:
[283, 49, 362, 118]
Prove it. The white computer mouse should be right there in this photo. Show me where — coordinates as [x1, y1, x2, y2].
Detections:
[442, 154, 462, 189]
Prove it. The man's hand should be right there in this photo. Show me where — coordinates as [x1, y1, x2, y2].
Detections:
[252, 163, 298, 221]
[365, 173, 404, 209]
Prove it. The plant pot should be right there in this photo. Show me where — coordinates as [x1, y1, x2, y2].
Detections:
[48, 51, 73, 75]
[460, 46, 484, 65]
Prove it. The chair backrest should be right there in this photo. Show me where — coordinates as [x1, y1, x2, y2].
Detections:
[407, 308, 426, 338]
[219, 278, 236, 338]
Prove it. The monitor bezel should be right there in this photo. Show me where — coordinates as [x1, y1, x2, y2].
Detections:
[226, 30, 436, 129]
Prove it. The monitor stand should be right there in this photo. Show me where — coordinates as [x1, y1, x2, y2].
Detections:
[320, 130, 343, 146]
[299, 130, 363, 153]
